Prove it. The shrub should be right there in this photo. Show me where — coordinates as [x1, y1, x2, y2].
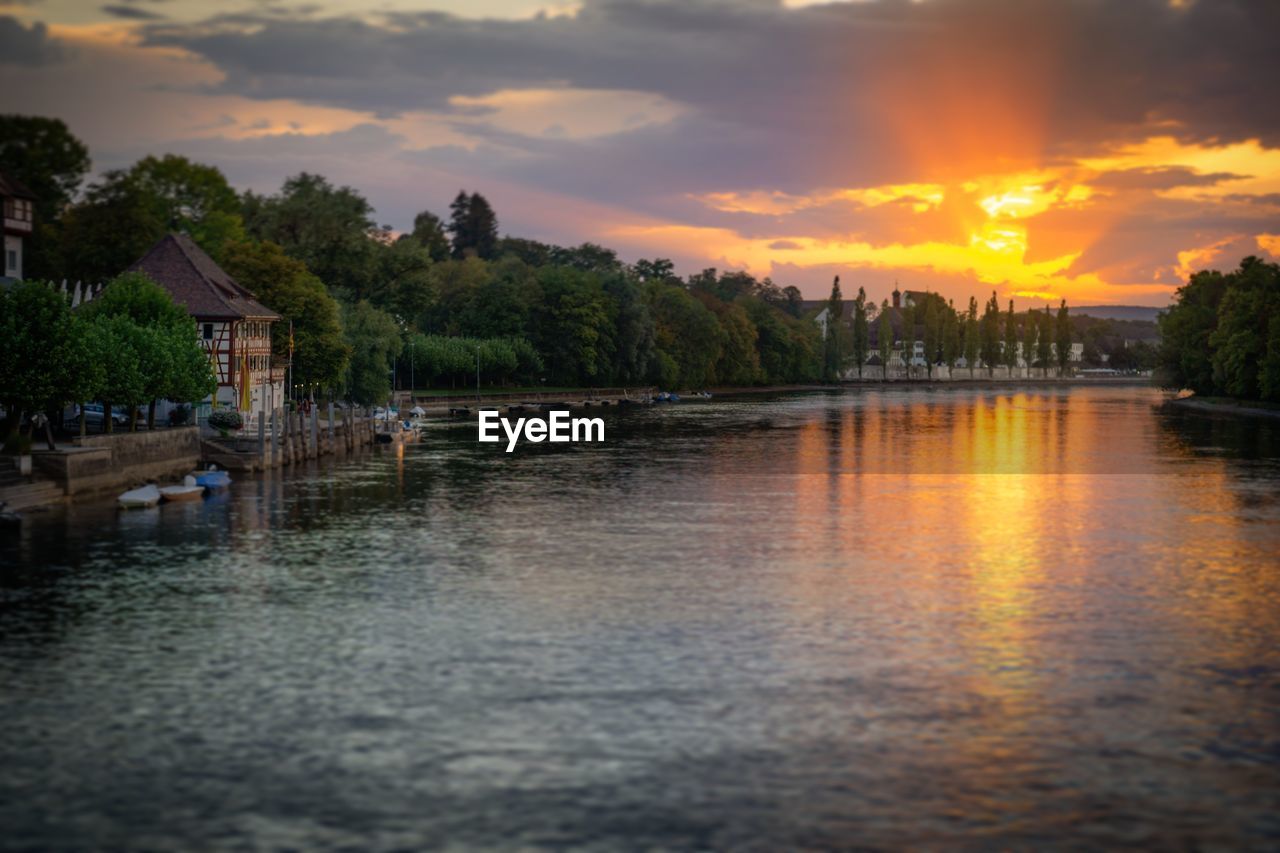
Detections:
[208, 409, 243, 434]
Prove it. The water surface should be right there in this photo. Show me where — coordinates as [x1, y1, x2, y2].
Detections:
[3, 385, 1279, 849]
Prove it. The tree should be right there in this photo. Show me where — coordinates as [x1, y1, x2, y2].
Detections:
[91, 315, 150, 432]
[1036, 307, 1053, 376]
[1024, 310, 1039, 375]
[980, 291, 1000, 377]
[852, 286, 869, 379]
[403, 210, 451, 262]
[0, 281, 79, 444]
[633, 258, 675, 282]
[902, 302, 917, 380]
[963, 296, 979, 378]
[0, 115, 90, 225]
[782, 286, 805, 318]
[123, 154, 245, 258]
[343, 301, 402, 406]
[1206, 257, 1280, 399]
[823, 275, 844, 379]
[244, 173, 379, 300]
[1004, 299, 1019, 374]
[647, 282, 723, 388]
[220, 240, 351, 394]
[532, 266, 614, 385]
[1056, 299, 1073, 376]
[922, 295, 939, 379]
[943, 300, 961, 371]
[448, 191, 499, 260]
[696, 293, 761, 385]
[604, 274, 657, 383]
[79, 271, 215, 429]
[42, 155, 245, 282]
[879, 299, 894, 380]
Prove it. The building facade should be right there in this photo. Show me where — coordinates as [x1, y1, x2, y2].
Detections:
[128, 234, 283, 420]
[1, 170, 35, 283]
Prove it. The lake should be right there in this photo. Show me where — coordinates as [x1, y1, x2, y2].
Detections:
[2, 385, 1279, 849]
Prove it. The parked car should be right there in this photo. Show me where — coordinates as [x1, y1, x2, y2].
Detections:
[71, 404, 131, 427]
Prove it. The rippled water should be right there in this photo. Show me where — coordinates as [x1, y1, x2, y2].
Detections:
[3, 385, 1280, 849]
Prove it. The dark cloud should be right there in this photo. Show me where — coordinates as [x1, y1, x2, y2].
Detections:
[139, 0, 1280, 150]
[1091, 167, 1247, 191]
[768, 240, 802, 250]
[0, 16, 64, 66]
[101, 5, 167, 21]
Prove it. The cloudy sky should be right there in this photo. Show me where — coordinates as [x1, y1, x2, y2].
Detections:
[2, 0, 1278, 305]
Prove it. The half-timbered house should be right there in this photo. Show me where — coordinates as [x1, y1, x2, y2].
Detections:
[129, 234, 283, 419]
[1, 169, 35, 283]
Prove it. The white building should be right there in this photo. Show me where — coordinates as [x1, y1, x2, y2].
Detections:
[1, 170, 35, 283]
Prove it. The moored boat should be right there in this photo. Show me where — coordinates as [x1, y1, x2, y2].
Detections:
[118, 484, 161, 509]
[193, 469, 232, 491]
[160, 476, 205, 502]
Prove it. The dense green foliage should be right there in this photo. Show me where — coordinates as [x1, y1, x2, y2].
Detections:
[9, 117, 1106, 409]
[220, 240, 351, 392]
[1, 274, 213, 436]
[1158, 256, 1280, 400]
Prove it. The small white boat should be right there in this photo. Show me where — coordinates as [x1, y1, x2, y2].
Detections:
[118, 484, 161, 509]
[160, 475, 205, 503]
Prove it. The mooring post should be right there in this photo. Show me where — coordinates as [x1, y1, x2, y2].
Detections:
[257, 415, 265, 469]
[270, 409, 278, 467]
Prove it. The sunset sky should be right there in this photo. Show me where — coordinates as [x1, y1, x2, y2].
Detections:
[2, 0, 1278, 305]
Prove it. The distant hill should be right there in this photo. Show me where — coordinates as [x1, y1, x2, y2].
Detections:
[1073, 305, 1164, 322]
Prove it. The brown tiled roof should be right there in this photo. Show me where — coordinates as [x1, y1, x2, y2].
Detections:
[0, 169, 36, 200]
[127, 233, 280, 321]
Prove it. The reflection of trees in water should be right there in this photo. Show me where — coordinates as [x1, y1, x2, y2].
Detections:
[1155, 408, 1280, 513]
[1157, 407, 1280, 463]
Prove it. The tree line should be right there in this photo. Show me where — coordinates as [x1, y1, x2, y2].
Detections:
[0, 274, 215, 446]
[3, 114, 1099, 421]
[822, 277, 1075, 379]
[1157, 256, 1280, 401]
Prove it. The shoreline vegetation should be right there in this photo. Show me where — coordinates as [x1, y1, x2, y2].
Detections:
[1165, 396, 1280, 420]
[4, 117, 1152, 451]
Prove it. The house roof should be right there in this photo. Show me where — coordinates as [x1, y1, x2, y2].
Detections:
[128, 233, 280, 321]
[0, 169, 36, 200]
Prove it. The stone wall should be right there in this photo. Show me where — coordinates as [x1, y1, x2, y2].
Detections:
[35, 427, 202, 497]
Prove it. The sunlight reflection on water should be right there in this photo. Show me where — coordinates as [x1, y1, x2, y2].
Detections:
[2, 385, 1279, 848]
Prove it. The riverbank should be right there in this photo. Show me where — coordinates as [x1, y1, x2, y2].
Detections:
[708, 375, 1153, 396]
[0, 413, 380, 513]
[1166, 395, 1280, 420]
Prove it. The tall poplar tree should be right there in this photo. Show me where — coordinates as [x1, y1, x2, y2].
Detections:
[902, 302, 917, 380]
[1004, 299, 1019, 374]
[1036, 307, 1053, 375]
[963, 296, 979, 378]
[1056, 299, 1072, 376]
[922, 296, 939, 379]
[943, 299, 961, 371]
[852, 286, 869, 379]
[823, 275, 844, 379]
[878, 299, 893, 381]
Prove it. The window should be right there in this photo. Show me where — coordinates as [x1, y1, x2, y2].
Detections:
[203, 323, 214, 340]
[5, 249, 15, 272]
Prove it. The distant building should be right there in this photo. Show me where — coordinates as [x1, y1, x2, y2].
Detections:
[128, 234, 284, 418]
[1, 170, 35, 283]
